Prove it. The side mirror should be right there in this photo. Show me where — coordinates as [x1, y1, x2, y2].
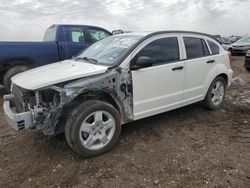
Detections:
[131, 56, 154, 70]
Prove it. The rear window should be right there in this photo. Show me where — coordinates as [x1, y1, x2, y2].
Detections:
[69, 29, 86, 43]
[89, 29, 110, 42]
[43, 27, 56, 41]
[207, 40, 220, 55]
[184, 37, 205, 59]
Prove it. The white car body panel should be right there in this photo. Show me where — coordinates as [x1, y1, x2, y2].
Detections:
[127, 33, 233, 120]
[130, 34, 185, 120]
[132, 61, 185, 120]
[11, 60, 108, 90]
[181, 36, 222, 105]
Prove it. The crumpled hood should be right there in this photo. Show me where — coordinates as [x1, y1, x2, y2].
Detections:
[11, 59, 108, 90]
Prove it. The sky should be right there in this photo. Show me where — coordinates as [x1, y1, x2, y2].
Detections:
[0, 0, 249, 41]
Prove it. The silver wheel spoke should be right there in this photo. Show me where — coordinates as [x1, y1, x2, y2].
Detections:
[85, 134, 97, 147]
[100, 135, 109, 145]
[94, 111, 103, 122]
[80, 123, 93, 133]
[215, 82, 220, 90]
[212, 96, 217, 103]
[212, 88, 216, 94]
[103, 119, 114, 131]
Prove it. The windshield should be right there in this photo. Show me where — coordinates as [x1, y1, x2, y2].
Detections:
[76, 35, 143, 66]
[237, 36, 250, 43]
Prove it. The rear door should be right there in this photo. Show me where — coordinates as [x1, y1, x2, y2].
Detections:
[131, 35, 185, 120]
[181, 35, 216, 105]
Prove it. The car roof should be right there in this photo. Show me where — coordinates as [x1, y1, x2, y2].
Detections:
[48, 24, 112, 34]
[119, 30, 217, 41]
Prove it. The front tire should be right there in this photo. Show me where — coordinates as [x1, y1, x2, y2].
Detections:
[65, 100, 121, 157]
[203, 76, 226, 110]
[245, 68, 250, 71]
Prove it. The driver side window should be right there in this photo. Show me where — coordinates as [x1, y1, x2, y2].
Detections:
[134, 37, 180, 65]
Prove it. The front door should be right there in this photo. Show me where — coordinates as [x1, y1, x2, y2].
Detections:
[131, 36, 185, 120]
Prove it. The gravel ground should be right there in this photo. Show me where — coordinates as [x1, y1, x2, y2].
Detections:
[1, 56, 250, 188]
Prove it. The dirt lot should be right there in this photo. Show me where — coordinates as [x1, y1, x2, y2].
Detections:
[1, 56, 250, 188]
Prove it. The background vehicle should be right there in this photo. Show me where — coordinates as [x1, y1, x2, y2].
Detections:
[231, 35, 250, 55]
[0, 24, 112, 91]
[217, 37, 233, 52]
[227, 35, 241, 43]
[244, 50, 250, 71]
[3, 31, 233, 157]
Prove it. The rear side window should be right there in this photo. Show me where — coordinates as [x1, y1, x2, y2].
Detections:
[207, 40, 220, 55]
[136, 37, 179, 65]
[69, 29, 86, 43]
[43, 27, 56, 41]
[184, 37, 206, 59]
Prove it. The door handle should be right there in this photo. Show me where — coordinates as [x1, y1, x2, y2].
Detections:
[172, 66, 184, 71]
[207, 60, 215, 64]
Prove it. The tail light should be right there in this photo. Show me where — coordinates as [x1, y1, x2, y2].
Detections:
[228, 51, 232, 67]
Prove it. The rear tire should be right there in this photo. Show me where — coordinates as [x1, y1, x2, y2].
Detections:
[65, 100, 121, 157]
[246, 68, 250, 71]
[3, 65, 28, 92]
[203, 76, 226, 110]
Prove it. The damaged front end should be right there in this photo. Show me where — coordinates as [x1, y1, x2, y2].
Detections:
[3, 68, 134, 136]
[3, 84, 67, 135]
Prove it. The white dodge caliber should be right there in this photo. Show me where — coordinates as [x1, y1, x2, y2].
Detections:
[3, 31, 233, 157]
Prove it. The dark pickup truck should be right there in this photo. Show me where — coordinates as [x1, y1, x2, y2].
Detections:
[0, 24, 112, 91]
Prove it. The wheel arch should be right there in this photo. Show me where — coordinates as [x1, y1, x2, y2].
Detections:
[2, 58, 36, 69]
[55, 89, 124, 135]
[217, 73, 228, 85]
[74, 89, 122, 114]
[203, 62, 229, 99]
[203, 71, 229, 99]
[1, 58, 36, 83]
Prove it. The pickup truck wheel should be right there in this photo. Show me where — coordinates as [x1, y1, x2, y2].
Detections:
[245, 68, 250, 71]
[203, 76, 226, 110]
[3, 65, 28, 92]
[65, 100, 121, 157]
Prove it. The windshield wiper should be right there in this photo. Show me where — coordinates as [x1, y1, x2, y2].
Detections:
[75, 57, 98, 64]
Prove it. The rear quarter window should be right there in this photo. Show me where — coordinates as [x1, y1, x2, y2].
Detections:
[207, 40, 220, 55]
[43, 27, 56, 41]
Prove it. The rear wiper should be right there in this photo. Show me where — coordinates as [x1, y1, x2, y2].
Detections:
[75, 57, 98, 64]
